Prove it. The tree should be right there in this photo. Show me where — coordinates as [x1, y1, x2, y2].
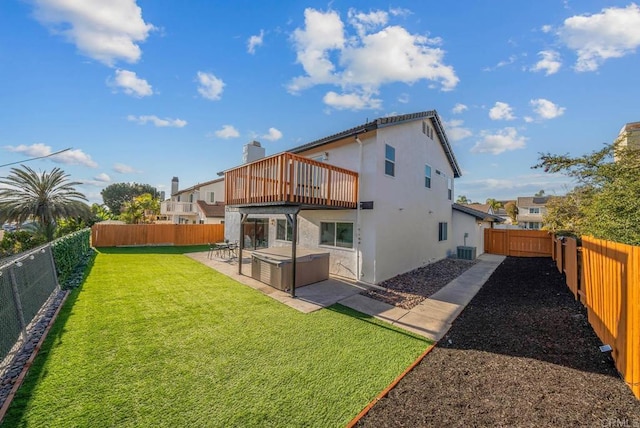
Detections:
[504, 201, 518, 223]
[101, 182, 159, 215]
[456, 195, 471, 204]
[90, 203, 114, 222]
[120, 193, 160, 224]
[485, 198, 503, 212]
[533, 142, 640, 245]
[534, 189, 545, 197]
[0, 166, 90, 241]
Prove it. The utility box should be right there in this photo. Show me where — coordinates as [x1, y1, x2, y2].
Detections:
[457, 246, 477, 260]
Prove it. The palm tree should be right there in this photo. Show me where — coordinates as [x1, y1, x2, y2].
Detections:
[0, 165, 90, 241]
[485, 198, 503, 212]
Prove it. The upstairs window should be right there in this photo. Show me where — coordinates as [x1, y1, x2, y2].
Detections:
[529, 207, 540, 214]
[448, 178, 453, 200]
[425, 165, 432, 188]
[206, 192, 215, 203]
[385, 144, 395, 177]
[422, 121, 434, 139]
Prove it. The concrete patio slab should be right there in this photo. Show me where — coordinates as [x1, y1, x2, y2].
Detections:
[188, 250, 506, 342]
[392, 311, 451, 341]
[338, 294, 409, 323]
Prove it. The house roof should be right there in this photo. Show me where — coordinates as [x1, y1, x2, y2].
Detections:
[197, 200, 226, 218]
[517, 196, 550, 207]
[464, 203, 491, 213]
[288, 110, 462, 178]
[453, 203, 504, 222]
[173, 177, 224, 196]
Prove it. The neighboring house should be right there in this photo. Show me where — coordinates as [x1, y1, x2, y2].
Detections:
[516, 196, 550, 230]
[223, 110, 463, 285]
[614, 121, 640, 161]
[160, 177, 226, 224]
[452, 203, 504, 257]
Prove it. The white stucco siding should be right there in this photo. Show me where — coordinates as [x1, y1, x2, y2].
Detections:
[370, 121, 455, 283]
[452, 210, 487, 257]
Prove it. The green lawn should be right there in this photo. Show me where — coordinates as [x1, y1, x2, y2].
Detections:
[4, 246, 430, 427]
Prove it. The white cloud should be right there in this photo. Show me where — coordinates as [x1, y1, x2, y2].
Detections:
[452, 103, 468, 114]
[559, 4, 640, 72]
[530, 98, 565, 119]
[471, 128, 527, 154]
[261, 128, 283, 141]
[111, 69, 153, 97]
[443, 119, 472, 142]
[247, 30, 264, 54]
[348, 9, 388, 37]
[215, 125, 240, 139]
[397, 93, 409, 103]
[113, 163, 139, 173]
[127, 115, 187, 127]
[32, 0, 155, 66]
[530, 50, 562, 75]
[4, 143, 98, 167]
[489, 102, 516, 120]
[196, 71, 225, 100]
[94, 173, 111, 182]
[524, 116, 534, 123]
[389, 7, 412, 17]
[483, 55, 517, 71]
[288, 8, 458, 111]
[541, 25, 553, 33]
[323, 91, 382, 110]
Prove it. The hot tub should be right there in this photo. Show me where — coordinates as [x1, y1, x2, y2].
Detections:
[251, 247, 330, 291]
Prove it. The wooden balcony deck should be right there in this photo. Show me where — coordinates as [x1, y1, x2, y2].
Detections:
[225, 152, 358, 209]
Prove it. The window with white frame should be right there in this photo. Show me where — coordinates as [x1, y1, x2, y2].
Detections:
[206, 192, 215, 203]
[425, 164, 432, 188]
[448, 178, 453, 200]
[385, 144, 395, 177]
[276, 219, 293, 241]
[438, 222, 448, 241]
[529, 207, 540, 214]
[320, 222, 354, 248]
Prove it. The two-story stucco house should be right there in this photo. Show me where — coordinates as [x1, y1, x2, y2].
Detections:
[160, 177, 226, 224]
[222, 110, 463, 285]
[516, 196, 550, 229]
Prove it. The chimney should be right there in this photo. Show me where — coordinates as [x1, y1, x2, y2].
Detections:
[171, 177, 179, 195]
[242, 140, 265, 163]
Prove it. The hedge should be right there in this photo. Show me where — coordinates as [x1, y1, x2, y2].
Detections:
[51, 228, 92, 286]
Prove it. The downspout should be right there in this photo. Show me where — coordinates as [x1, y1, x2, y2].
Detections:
[355, 136, 363, 282]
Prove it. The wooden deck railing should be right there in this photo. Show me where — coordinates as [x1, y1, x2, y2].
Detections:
[225, 152, 358, 208]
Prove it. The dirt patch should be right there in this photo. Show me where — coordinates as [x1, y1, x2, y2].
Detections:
[356, 257, 640, 427]
[361, 258, 477, 309]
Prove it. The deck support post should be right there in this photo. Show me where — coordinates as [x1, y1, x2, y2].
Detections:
[238, 213, 248, 275]
[285, 212, 299, 298]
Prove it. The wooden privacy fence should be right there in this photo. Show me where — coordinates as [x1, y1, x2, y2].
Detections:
[91, 224, 224, 247]
[484, 229, 552, 257]
[553, 235, 640, 399]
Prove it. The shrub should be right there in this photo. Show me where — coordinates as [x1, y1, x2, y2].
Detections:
[51, 229, 91, 286]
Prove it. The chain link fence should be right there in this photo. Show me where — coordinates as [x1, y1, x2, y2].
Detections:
[0, 245, 59, 373]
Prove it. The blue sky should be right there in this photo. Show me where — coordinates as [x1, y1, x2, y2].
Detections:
[1, 0, 639, 205]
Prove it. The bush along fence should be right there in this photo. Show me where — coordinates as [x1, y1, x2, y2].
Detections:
[552, 234, 640, 400]
[0, 229, 93, 377]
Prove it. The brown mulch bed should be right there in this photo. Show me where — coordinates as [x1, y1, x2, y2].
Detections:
[356, 257, 640, 427]
[361, 258, 477, 309]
